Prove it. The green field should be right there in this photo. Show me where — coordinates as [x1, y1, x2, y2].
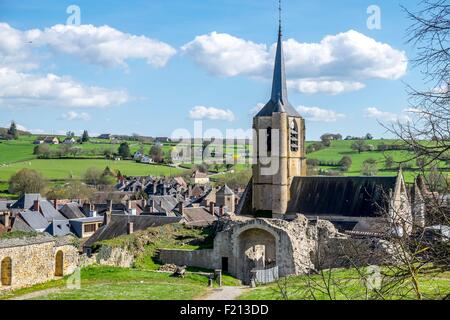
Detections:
[0, 159, 184, 181]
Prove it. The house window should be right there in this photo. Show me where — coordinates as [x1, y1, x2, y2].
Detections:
[1, 257, 12, 286]
[290, 120, 299, 152]
[84, 224, 97, 233]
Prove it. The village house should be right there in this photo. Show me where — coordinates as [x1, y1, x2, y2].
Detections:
[33, 136, 59, 145]
[192, 171, 210, 185]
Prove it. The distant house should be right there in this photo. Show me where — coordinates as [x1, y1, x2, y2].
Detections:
[155, 137, 171, 144]
[63, 137, 76, 144]
[35, 136, 59, 145]
[140, 156, 153, 164]
[133, 151, 144, 161]
[98, 134, 112, 140]
[192, 171, 209, 185]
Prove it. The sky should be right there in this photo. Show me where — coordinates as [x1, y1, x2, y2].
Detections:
[0, 0, 427, 140]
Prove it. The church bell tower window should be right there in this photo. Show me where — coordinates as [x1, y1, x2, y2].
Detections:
[290, 120, 299, 152]
[267, 127, 272, 154]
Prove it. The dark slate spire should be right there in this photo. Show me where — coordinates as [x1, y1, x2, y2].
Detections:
[256, 0, 300, 118]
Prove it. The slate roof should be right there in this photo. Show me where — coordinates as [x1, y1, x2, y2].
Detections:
[39, 201, 67, 221]
[287, 176, 398, 217]
[182, 207, 218, 227]
[19, 210, 49, 231]
[217, 185, 234, 196]
[10, 194, 43, 210]
[11, 216, 36, 232]
[46, 219, 72, 237]
[60, 203, 86, 219]
[256, 25, 300, 118]
[149, 195, 179, 215]
[83, 215, 181, 248]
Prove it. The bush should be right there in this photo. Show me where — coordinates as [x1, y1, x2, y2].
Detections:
[338, 156, 352, 171]
[361, 159, 378, 176]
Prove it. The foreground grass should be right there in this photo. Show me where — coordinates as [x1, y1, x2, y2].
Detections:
[0, 266, 212, 300]
[238, 267, 450, 300]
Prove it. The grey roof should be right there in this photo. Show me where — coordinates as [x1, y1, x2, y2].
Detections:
[84, 215, 181, 248]
[149, 195, 179, 215]
[287, 176, 398, 217]
[46, 220, 72, 237]
[256, 27, 300, 118]
[60, 202, 86, 219]
[0, 234, 55, 249]
[70, 216, 104, 223]
[218, 185, 234, 196]
[0, 200, 13, 211]
[10, 194, 43, 210]
[182, 207, 217, 227]
[39, 200, 67, 222]
[19, 210, 49, 231]
[11, 216, 36, 232]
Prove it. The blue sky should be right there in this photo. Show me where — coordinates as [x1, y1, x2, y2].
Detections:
[0, 0, 425, 140]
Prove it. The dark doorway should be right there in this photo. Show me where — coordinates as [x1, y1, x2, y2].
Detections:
[221, 257, 229, 273]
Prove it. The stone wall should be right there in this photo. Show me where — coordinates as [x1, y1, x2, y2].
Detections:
[159, 249, 215, 270]
[0, 236, 79, 291]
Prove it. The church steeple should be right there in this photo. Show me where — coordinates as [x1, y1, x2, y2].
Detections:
[256, 0, 300, 118]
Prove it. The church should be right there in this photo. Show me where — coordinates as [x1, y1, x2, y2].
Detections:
[238, 13, 415, 236]
[159, 7, 422, 285]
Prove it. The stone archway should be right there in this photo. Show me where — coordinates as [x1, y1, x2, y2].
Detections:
[55, 251, 64, 277]
[1, 257, 12, 286]
[236, 228, 277, 284]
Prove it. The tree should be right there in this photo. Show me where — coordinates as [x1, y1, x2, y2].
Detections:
[81, 130, 90, 143]
[385, 155, 395, 169]
[118, 142, 131, 159]
[84, 167, 103, 186]
[33, 144, 50, 157]
[365, 133, 374, 140]
[150, 144, 164, 163]
[361, 159, 378, 176]
[7, 121, 18, 140]
[338, 156, 352, 171]
[351, 140, 368, 154]
[9, 168, 47, 195]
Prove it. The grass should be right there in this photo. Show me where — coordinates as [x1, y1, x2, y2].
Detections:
[0, 231, 39, 239]
[0, 266, 213, 300]
[0, 159, 185, 181]
[238, 267, 450, 300]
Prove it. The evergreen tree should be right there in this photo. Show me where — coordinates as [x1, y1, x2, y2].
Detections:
[81, 130, 90, 143]
[7, 121, 18, 140]
[118, 142, 131, 159]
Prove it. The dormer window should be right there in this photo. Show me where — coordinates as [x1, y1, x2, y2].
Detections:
[290, 120, 299, 152]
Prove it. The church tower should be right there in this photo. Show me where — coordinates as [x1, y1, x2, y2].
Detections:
[252, 3, 306, 218]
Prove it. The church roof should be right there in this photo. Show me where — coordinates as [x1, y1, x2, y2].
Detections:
[256, 23, 301, 118]
[287, 176, 398, 217]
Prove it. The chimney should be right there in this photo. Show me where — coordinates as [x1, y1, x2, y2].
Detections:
[103, 211, 111, 226]
[127, 221, 134, 235]
[33, 200, 40, 212]
[148, 199, 154, 213]
[209, 202, 215, 215]
[219, 205, 225, 217]
[53, 199, 58, 209]
[127, 200, 132, 210]
[141, 199, 147, 209]
[178, 202, 184, 215]
[3, 212, 11, 229]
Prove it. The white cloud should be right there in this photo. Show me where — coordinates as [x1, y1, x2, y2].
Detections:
[26, 24, 176, 69]
[189, 106, 235, 121]
[364, 107, 411, 123]
[0, 67, 128, 108]
[182, 32, 269, 77]
[62, 111, 91, 121]
[182, 30, 407, 94]
[0, 23, 176, 70]
[297, 106, 346, 122]
[287, 79, 365, 95]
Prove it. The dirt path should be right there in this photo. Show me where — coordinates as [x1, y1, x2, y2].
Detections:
[9, 287, 63, 300]
[202, 286, 249, 300]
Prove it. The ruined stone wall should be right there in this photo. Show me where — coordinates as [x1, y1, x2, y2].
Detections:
[159, 249, 216, 270]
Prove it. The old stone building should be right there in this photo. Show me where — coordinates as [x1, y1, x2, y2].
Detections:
[0, 235, 79, 290]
